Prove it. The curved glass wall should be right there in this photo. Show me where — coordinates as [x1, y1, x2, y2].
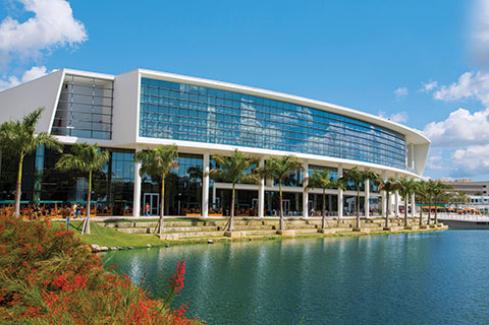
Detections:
[140, 78, 407, 169]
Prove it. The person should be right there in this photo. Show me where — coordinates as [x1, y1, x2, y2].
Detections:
[62, 205, 71, 230]
[144, 202, 151, 216]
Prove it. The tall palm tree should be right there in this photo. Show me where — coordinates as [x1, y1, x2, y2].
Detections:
[210, 150, 257, 235]
[257, 156, 302, 232]
[135, 145, 178, 237]
[0, 108, 61, 217]
[345, 168, 379, 230]
[308, 169, 332, 230]
[415, 181, 429, 227]
[56, 143, 109, 234]
[424, 179, 438, 226]
[431, 181, 451, 225]
[399, 178, 417, 228]
[378, 177, 401, 229]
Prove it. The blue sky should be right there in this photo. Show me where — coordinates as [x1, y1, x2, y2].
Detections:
[1, 0, 489, 179]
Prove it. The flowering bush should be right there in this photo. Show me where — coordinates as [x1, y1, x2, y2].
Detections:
[0, 216, 199, 324]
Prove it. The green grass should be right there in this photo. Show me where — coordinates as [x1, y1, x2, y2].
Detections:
[58, 221, 164, 248]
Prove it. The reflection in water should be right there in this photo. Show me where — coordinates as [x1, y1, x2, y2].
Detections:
[105, 231, 489, 324]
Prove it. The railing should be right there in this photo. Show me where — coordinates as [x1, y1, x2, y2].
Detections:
[437, 213, 489, 222]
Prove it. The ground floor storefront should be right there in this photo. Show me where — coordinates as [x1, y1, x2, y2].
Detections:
[0, 145, 416, 219]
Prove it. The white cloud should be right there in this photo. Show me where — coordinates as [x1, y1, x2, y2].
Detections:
[423, 107, 489, 147]
[394, 87, 408, 97]
[432, 71, 489, 106]
[421, 80, 438, 92]
[0, 0, 87, 62]
[452, 144, 489, 176]
[0, 65, 49, 90]
[378, 111, 408, 123]
[471, 0, 489, 65]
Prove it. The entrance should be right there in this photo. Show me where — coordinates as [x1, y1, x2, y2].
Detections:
[143, 193, 160, 216]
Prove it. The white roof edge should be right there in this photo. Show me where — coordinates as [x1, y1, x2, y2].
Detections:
[62, 68, 115, 80]
[136, 68, 430, 145]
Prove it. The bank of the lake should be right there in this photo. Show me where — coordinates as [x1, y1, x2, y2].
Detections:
[104, 230, 489, 325]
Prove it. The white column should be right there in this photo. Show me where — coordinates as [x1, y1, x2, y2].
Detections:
[133, 153, 142, 218]
[202, 153, 210, 218]
[258, 158, 265, 218]
[364, 178, 370, 218]
[338, 166, 343, 219]
[411, 192, 416, 218]
[302, 162, 309, 218]
[395, 191, 400, 217]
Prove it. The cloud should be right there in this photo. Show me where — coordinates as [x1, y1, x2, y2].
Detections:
[452, 144, 489, 176]
[378, 111, 408, 123]
[471, 0, 489, 65]
[421, 80, 438, 92]
[423, 107, 489, 147]
[394, 87, 408, 97]
[0, 0, 87, 63]
[0, 65, 48, 90]
[431, 71, 489, 106]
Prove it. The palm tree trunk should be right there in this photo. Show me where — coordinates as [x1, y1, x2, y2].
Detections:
[434, 198, 438, 225]
[404, 194, 409, 228]
[321, 188, 326, 230]
[427, 197, 432, 225]
[356, 189, 360, 229]
[82, 170, 92, 235]
[279, 182, 285, 231]
[385, 191, 390, 228]
[229, 183, 235, 232]
[419, 203, 423, 226]
[14, 154, 24, 218]
[158, 177, 165, 236]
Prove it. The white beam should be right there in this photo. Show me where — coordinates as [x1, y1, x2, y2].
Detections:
[202, 153, 210, 218]
[258, 158, 265, 218]
[302, 162, 309, 218]
[133, 152, 142, 218]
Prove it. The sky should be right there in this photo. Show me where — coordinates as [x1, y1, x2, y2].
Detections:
[1, 0, 489, 180]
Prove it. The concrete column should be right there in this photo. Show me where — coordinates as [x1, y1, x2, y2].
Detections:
[381, 191, 387, 218]
[258, 158, 265, 218]
[202, 153, 210, 218]
[411, 192, 416, 218]
[133, 151, 142, 218]
[338, 166, 343, 219]
[395, 191, 400, 217]
[364, 178, 370, 218]
[302, 162, 309, 218]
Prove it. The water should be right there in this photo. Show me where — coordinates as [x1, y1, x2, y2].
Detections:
[104, 231, 489, 324]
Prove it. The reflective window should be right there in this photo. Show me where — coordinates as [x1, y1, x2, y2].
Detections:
[139, 78, 407, 169]
[52, 74, 113, 140]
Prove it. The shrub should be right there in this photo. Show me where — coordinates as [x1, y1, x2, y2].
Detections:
[0, 216, 199, 324]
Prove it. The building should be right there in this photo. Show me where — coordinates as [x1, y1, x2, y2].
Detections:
[0, 69, 430, 218]
[441, 180, 489, 196]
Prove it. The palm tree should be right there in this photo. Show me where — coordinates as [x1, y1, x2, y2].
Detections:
[56, 143, 109, 234]
[257, 156, 302, 232]
[378, 177, 401, 229]
[0, 108, 61, 217]
[399, 178, 417, 228]
[135, 145, 178, 237]
[431, 181, 451, 225]
[415, 181, 429, 227]
[210, 150, 257, 235]
[308, 169, 333, 230]
[345, 168, 380, 230]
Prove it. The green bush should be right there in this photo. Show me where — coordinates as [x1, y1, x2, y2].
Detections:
[0, 216, 198, 324]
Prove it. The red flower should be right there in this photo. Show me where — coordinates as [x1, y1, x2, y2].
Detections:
[52, 274, 67, 289]
[54, 230, 73, 237]
[169, 261, 186, 294]
[73, 274, 88, 289]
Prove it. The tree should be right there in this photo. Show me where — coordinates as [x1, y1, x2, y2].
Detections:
[415, 181, 429, 227]
[135, 145, 178, 237]
[56, 143, 109, 234]
[431, 181, 451, 225]
[210, 150, 257, 234]
[257, 156, 302, 232]
[345, 168, 380, 230]
[378, 177, 401, 229]
[308, 169, 332, 230]
[399, 178, 417, 228]
[0, 108, 61, 217]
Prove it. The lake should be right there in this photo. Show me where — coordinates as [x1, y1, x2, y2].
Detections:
[104, 231, 489, 324]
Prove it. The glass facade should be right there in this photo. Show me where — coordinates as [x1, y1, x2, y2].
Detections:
[140, 78, 407, 169]
[52, 74, 113, 140]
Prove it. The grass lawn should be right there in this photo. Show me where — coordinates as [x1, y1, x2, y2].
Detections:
[57, 221, 164, 248]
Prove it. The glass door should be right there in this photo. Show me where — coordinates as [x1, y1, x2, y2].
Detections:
[143, 193, 160, 216]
